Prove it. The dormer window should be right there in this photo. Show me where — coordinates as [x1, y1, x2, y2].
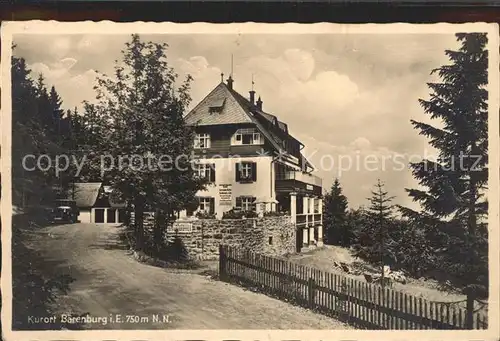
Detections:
[209, 98, 225, 114]
[194, 133, 211, 149]
[232, 128, 263, 145]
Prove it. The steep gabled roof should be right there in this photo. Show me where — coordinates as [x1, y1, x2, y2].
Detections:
[277, 121, 288, 134]
[185, 82, 253, 126]
[230, 90, 286, 153]
[72, 182, 102, 208]
[185, 81, 312, 168]
[240, 101, 289, 137]
[72, 183, 126, 208]
[258, 111, 277, 124]
[229, 89, 304, 147]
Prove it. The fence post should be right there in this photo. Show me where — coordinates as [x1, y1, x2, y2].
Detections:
[219, 244, 226, 281]
[308, 277, 315, 309]
[466, 293, 474, 329]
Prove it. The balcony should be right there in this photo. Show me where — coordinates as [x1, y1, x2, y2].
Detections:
[277, 170, 322, 187]
[296, 213, 322, 227]
[275, 170, 322, 195]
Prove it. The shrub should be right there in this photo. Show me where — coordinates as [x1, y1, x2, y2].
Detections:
[263, 211, 288, 217]
[222, 208, 258, 219]
[195, 211, 216, 219]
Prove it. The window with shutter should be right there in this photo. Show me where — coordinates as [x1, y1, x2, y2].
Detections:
[196, 163, 215, 183]
[237, 162, 255, 183]
[209, 198, 215, 214]
[251, 162, 257, 181]
[210, 164, 216, 182]
[235, 163, 241, 182]
[186, 207, 194, 217]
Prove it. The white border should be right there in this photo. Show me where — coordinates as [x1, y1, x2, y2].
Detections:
[1, 21, 499, 341]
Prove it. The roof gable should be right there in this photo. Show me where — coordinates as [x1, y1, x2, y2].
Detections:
[72, 182, 102, 208]
[229, 90, 285, 153]
[72, 183, 126, 208]
[185, 81, 313, 169]
[185, 83, 253, 126]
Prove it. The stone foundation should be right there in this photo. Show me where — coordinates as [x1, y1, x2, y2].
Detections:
[131, 213, 295, 260]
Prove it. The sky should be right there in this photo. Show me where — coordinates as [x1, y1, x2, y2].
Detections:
[13, 33, 461, 209]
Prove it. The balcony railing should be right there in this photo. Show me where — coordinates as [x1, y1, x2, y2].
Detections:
[277, 171, 322, 187]
[296, 213, 323, 227]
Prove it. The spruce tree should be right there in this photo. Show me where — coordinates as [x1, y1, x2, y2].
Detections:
[366, 179, 395, 269]
[399, 33, 488, 295]
[49, 86, 64, 135]
[11, 49, 74, 329]
[367, 179, 395, 220]
[323, 178, 350, 245]
[354, 179, 395, 285]
[12, 56, 39, 207]
[12, 56, 66, 207]
[35, 74, 56, 137]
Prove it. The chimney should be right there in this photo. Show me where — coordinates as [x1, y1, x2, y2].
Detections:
[249, 90, 256, 105]
[256, 96, 263, 110]
[227, 75, 234, 90]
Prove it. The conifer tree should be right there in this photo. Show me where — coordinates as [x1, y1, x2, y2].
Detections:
[353, 179, 395, 285]
[49, 85, 64, 135]
[323, 178, 351, 245]
[12, 57, 66, 207]
[11, 49, 74, 329]
[367, 180, 395, 276]
[399, 33, 488, 294]
[35, 75, 56, 136]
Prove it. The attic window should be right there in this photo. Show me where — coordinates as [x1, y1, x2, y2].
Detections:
[209, 98, 225, 114]
[232, 128, 263, 146]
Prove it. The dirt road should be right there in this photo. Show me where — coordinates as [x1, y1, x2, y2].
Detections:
[26, 223, 349, 329]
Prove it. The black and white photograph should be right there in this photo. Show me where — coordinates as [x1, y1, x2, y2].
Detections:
[1, 22, 499, 339]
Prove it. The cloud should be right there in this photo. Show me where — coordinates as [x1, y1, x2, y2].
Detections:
[350, 137, 372, 151]
[172, 45, 448, 209]
[283, 48, 315, 81]
[177, 56, 221, 79]
[14, 33, 459, 209]
[71, 69, 99, 88]
[298, 134, 420, 209]
[76, 35, 108, 53]
[281, 70, 360, 111]
[176, 56, 223, 109]
[59, 57, 78, 69]
[242, 49, 360, 117]
[48, 36, 72, 59]
[29, 58, 78, 80]
[28, 60, 98, 110]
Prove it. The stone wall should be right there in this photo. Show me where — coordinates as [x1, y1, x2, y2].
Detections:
[170, 218, 251, 260]
[257, 215, 296, 256]
[130, 212, 296, 260]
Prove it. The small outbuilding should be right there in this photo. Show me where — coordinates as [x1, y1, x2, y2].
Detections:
[71, 182, 126, 224]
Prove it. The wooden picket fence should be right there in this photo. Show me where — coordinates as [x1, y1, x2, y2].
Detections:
[219, 245, 488, 330]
